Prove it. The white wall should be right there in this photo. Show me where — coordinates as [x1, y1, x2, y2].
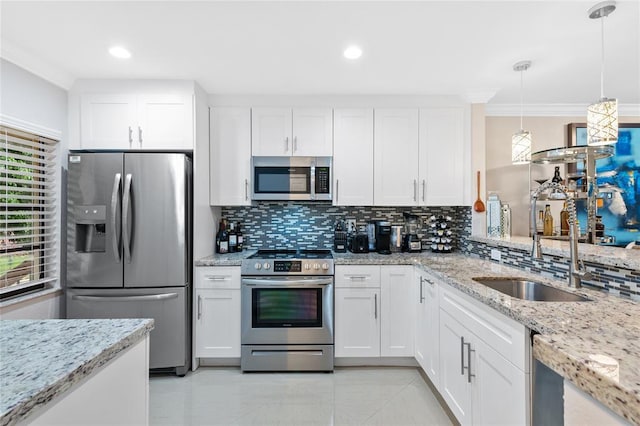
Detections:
[0, 58, 68, 319]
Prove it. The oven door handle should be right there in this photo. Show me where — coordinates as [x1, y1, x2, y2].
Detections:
[242, 278, 333, 287]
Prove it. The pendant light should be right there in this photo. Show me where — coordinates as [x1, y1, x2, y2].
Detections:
[512, 60, 532, 164]
[587, 1, 618, 146]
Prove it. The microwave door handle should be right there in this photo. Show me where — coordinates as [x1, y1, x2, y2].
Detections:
[110, 173, 122, 263]
[122, 173, 133, 264]
[310, 165, 316, 200]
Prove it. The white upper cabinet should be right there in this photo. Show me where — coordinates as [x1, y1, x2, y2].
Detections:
[333, 108, 374, 206]
[210, 107, 252, 206]
[251, 107, 333, 157]
[291, 108, 333, 156]
[80, 94, 137, 149]
[251, 108, 292, 156]
[419, 107, 465, 206]
[79, 93, 193, 150]
[374, 108, 420, 205]
[136, 94, 193, 149]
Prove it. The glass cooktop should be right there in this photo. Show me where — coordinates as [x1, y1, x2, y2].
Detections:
[248, 249, 333, 260]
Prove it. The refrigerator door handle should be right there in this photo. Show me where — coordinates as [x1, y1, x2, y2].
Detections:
[111, 173, 122, 263]
[122, 173, 133, 264]
[71, 293, 179, 302]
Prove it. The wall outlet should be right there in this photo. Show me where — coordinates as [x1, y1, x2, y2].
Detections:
[346, 219, 357, 233]
[490, 249, 502, 262]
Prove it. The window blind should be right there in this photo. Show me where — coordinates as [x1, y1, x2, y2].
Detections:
[1, 125, 59, 298]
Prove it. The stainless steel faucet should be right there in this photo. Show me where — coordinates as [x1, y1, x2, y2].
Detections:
[530, 182, 591, 288]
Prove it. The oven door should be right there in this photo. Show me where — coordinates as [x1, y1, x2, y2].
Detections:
[241, 276, 334, 345]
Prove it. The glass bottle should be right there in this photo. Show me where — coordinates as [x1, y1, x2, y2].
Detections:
[560, 202, 570, 236]
[551, 166, 563, 184]
[215, 219, 223, 253]
[536, 209, 544, 235]
[595, 215, 605, 238]
[543, 204, 554, 236]
[236, 222, 243, 252]
[228, 222, 237, 253]
[219, 219, 229, 254]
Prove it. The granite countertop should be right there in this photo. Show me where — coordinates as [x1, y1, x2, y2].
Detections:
[196, 249, 640, 422]
[0, 318, 154, 426]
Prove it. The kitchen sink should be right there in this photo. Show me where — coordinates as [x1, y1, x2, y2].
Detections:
[472, 277, 591, 302]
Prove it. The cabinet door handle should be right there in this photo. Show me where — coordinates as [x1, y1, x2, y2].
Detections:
[285, 137, 289, 152]
[465, 341, 476, 383]
[348, 275, 368, 281]
[419, 277, 424, 303]
[128, 126, 133, 147]
[293, 136, 297, 153]
[422, 180, 426, 202]
[205, 276, 229, 281]
[413, 180, 417, 202]
[138, 126, 143, 147]
[245, 179, 249, 201]
[374, 293, 378, 320]
[197, 295, 202, 319]
[460, 336, 466, 375]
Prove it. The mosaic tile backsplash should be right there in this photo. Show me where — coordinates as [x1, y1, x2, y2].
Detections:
[221, 203, 472, 251]
[463, 239, 640, 301]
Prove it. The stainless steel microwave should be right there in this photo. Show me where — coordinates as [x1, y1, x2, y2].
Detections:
[252, 156, 332, 201]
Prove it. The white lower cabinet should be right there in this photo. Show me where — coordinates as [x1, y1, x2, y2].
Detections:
[438, 282, 530, 426]
[335, 287, 380, 357]
[194, 267, 241, 358]
[414, 269, 440, 387]
[380, 266, 414, 357]
[335, 265, 413, 358]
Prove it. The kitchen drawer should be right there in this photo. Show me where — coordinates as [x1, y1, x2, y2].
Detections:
[335, 265, 381, 288]
[439, 282, 528, 372]
[195, 266, 241, 289]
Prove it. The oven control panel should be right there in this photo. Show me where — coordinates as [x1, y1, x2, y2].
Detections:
[241, 259, 334, 276]
[274, 261, 302, 273]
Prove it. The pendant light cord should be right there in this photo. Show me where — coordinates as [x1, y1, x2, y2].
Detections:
[600, 15, 605, 99]
[519, 68, 524, 131]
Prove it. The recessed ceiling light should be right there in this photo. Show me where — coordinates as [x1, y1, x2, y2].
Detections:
[343, 45, 362, 60]
[109, 46, 131, 59]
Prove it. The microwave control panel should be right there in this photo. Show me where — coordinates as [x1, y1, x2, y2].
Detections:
[315, 167, 330, 194]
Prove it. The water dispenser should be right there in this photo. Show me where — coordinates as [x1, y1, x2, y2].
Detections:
[74, 205, 107, 252]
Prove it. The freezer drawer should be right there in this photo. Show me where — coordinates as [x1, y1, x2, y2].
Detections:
[67, 287, 188, 371]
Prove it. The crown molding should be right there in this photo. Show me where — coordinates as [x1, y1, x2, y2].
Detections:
[486, 103, 640, 117]
[1, 39, 75, 90]
[0, 114, 62, 140]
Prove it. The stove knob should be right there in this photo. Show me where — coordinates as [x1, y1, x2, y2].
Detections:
[263, 263, 271, 270]
[322, 263, 329, 270]
[304, 264, 311, 270]
[313, 263, 320, 270]
[254, 263, 262, 270]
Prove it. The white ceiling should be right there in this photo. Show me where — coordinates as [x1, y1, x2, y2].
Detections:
[1, 1, 639, 106]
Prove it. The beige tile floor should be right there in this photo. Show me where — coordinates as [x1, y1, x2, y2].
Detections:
[149, 367, 452, 425]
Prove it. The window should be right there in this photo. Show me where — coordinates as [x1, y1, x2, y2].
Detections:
[1, 125, 58, 300]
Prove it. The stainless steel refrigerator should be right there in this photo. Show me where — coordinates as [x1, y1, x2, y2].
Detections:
[66, 152, 192, 375]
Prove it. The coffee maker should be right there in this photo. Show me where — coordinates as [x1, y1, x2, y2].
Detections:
[402, 212, 422, 252]
[373, 220, 392, 255]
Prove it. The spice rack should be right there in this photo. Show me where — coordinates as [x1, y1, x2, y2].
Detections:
[429, 215, 453, 253]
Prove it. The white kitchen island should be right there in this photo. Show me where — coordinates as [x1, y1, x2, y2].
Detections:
[0, 318, 153, 426]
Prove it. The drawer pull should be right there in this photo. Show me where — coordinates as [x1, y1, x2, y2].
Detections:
[205, 276, 230, 281]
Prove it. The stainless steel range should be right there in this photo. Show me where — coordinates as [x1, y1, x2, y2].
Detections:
[240, 249, 334, 372]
